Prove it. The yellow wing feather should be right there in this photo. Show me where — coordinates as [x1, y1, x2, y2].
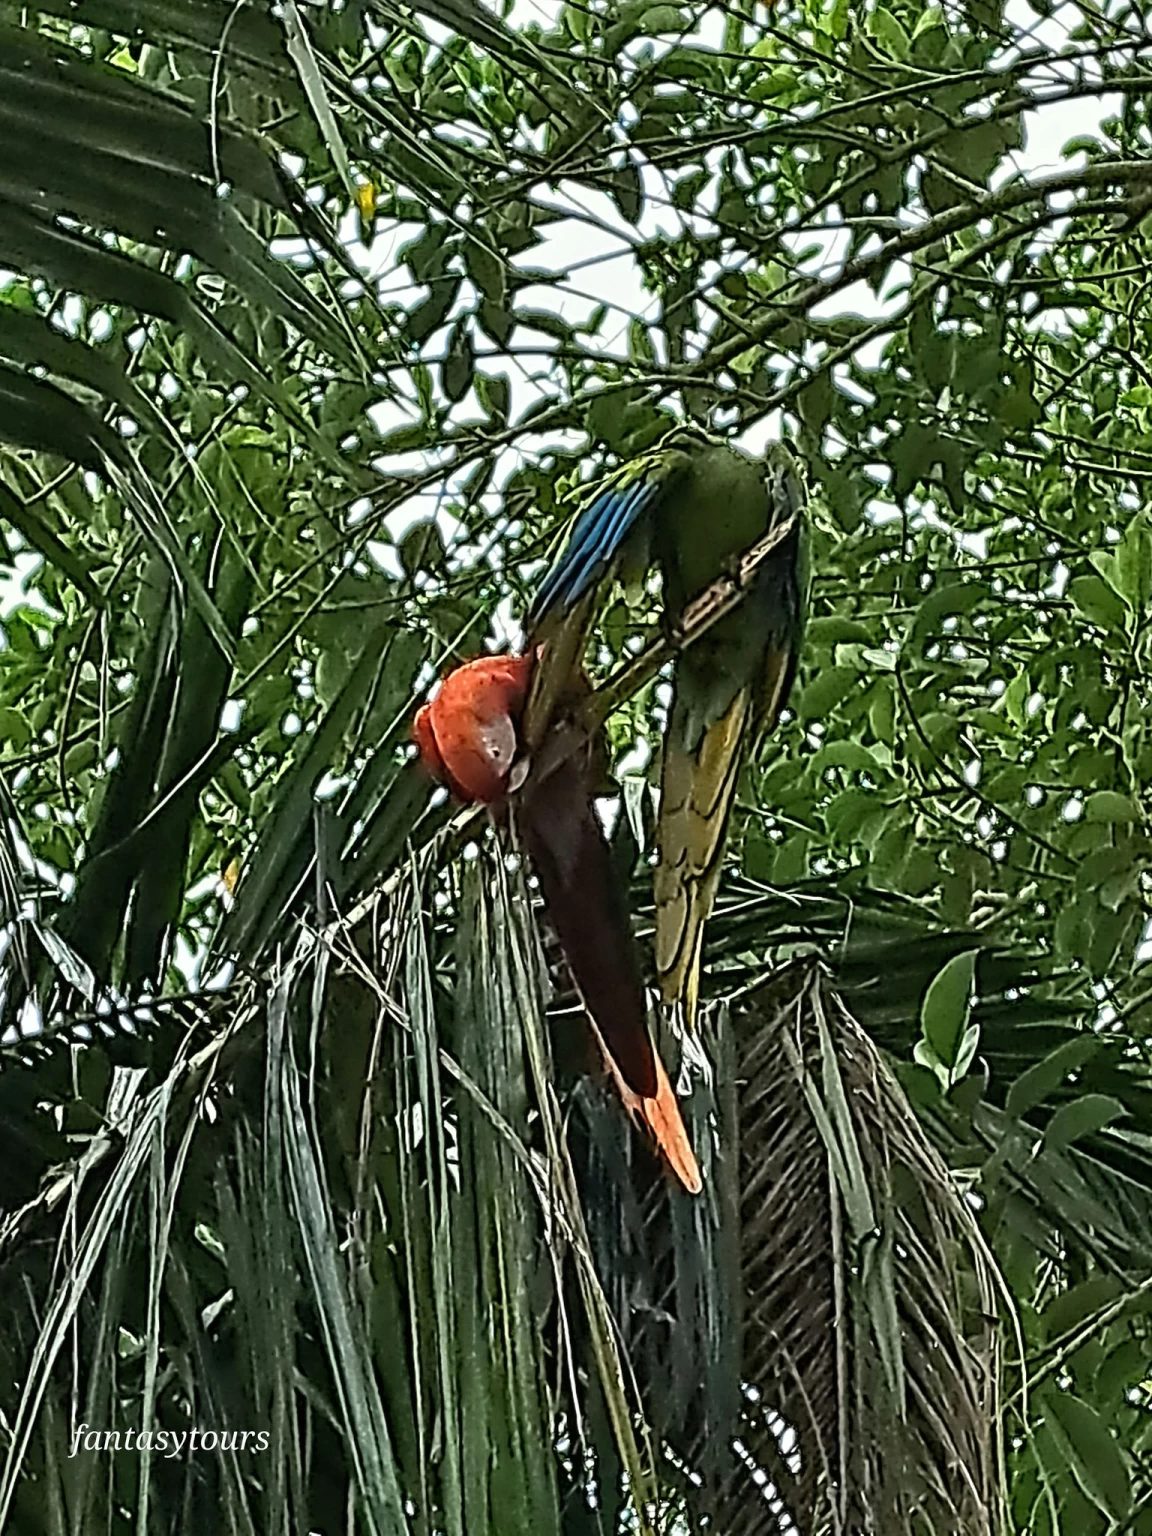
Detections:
[655, 644, 796, 1027]
[654, 688, 751, 1027]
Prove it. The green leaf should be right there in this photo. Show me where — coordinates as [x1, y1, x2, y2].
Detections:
[799, 664, 858, 719]
[919, 949, 978, 1081]
[400, 520, 448, 577]
[514, 309, 575, 344]
[640, 4, 684, 31]
[1095, 1338, 1148, 1403]
[0, 706, 30, 753]
[825, 0, 851, 39]
[1083, 790, 1137, 824]
[807, 617, 874, 647]
[912, 4, 945, 37]
[1090, 548, 1123, 593]
[608, 159, 644, 225]
[564, 2, 592, 41]
[1042, 1389, 1132, 1522]
[811, 740, 889, 774]
[407, 277, 462, 346]
[375, 421, 432, 454]
[478, 300, 514, 348]
[627, 317, 657, 367]
[1088, 901, 1139, 979]
[441, 321, 475, 404]
[280, 0, 355, 201]
[222, 637, 413, 960]
[1006, 1036, 1102, 1118]
[824, 788, 882, 842]
[912, 581, 988, 638]
[999, 669, 1029, 727]
[797, 372, 835, 432]
[951, 1024, 982, 1087]
[869, 7, 910, 58]
[1069, 574, 1129, 632]
[400, 224, 453, 284]
[384, 54, 417, 94]
[1043, 1095, 1127, 1154]
[274, 986, 411, 1530]
[464, 238, 507, 305]
[1042, 1276, 1124, 1342]
[476, 372, 510, 424]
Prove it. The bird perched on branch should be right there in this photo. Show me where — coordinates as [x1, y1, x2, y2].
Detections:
[527, 427, 807, 1028]
[414, 652, 701, 1194]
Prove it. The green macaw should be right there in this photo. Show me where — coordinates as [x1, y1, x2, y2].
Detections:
[526, 425, 807, 1027]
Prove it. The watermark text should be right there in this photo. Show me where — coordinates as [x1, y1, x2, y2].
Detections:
[68, 1424, 269, 1459]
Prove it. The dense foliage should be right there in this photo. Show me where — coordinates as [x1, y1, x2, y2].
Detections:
[2, 0, 1152, 1530]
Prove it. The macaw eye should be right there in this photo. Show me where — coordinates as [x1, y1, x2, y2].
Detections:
[478, 717, 515, 769]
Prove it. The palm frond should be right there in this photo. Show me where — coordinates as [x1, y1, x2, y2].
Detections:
[710, 963, 1005, 1535]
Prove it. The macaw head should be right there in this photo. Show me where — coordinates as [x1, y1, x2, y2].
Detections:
[413, 652, 536, 804]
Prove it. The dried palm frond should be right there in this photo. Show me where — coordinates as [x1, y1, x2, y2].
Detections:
[699, 961, 1006, 1536]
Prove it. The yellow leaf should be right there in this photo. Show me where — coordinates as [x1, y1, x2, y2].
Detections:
[354, 181, 378, 243]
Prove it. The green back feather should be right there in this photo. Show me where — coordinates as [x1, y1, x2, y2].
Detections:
[658, 441, 806, 753]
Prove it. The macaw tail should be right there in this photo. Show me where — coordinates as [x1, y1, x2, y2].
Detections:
[518, 742, 658, 1098]
[517, 739, 701, 1193]
[594, 1022, 703, 1195]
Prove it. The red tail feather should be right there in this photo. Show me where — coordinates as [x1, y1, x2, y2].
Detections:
[517, 744, 658, 1100]
[595, 1026, 703, 1196]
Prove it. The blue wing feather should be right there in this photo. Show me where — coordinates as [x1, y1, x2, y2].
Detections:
[529, 473, 667, 624]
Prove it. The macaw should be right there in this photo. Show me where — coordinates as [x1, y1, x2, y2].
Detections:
[527, 427, 806, 1028]
[414, 653, 701, 1194]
